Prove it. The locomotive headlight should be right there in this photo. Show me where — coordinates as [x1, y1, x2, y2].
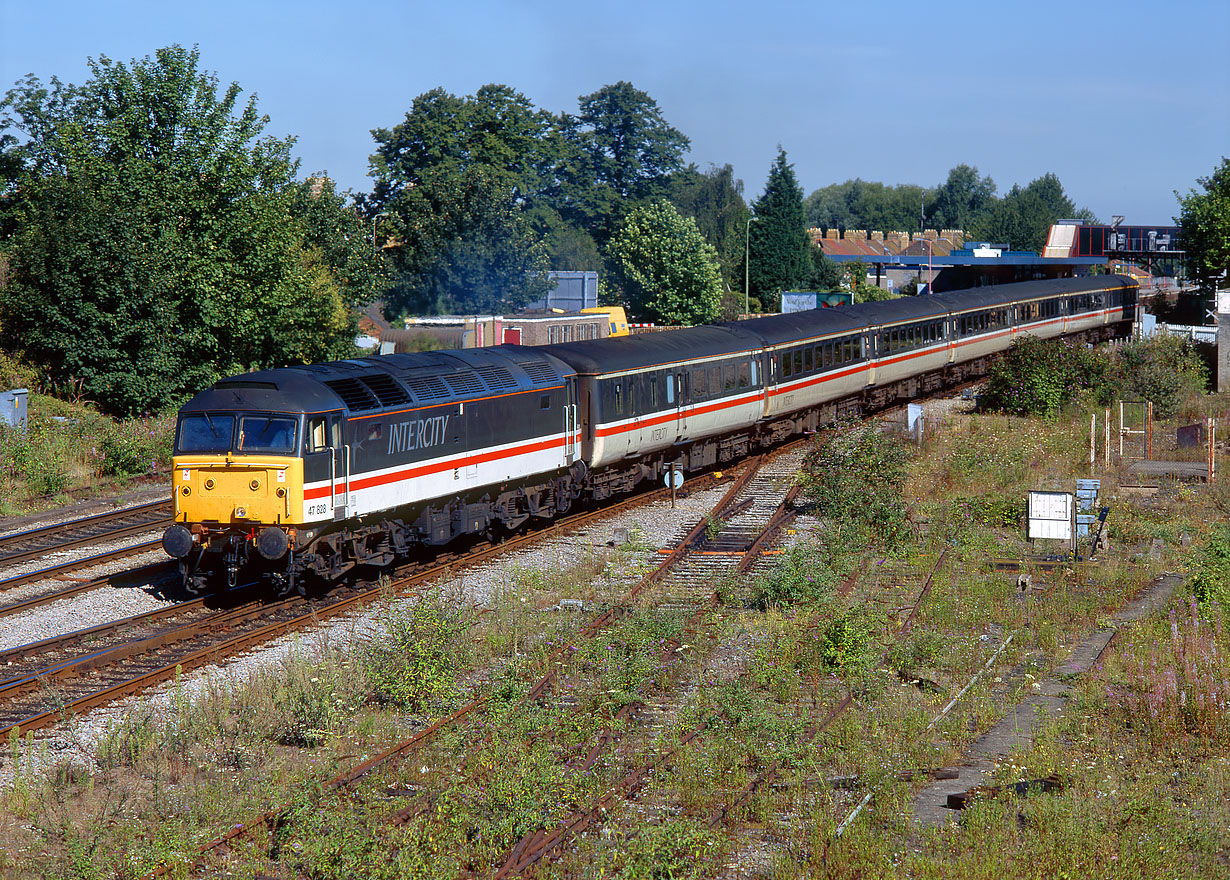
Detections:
[235, 506, 248, 519]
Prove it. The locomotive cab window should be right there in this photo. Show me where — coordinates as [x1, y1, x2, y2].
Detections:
[176, 413, 235, 454]
[306, 417, 329, 453]
[236, 415, 298, 454]
[540, 395, 551, 410]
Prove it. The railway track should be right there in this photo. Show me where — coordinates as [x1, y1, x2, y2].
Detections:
[146, 446, 811, 879]
[0, 500, 171, 589]
[0, 463, 747, 744]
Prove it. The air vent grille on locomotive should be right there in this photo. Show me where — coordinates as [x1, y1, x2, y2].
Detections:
[517, 361, 558, 386]
[356, 373, 411, 407]
[404, 375, 452, 402]
[324, 378, 381, 411]
[475, 365, 517, 391]
[443, 373, 486, 396]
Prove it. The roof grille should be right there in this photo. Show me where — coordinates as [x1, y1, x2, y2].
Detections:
[443, 373, 485, 396]
[475, 365, 517, 392]
[517, 361, 558, 386]
[404, 376, 451, 402]
[324, 378, 380, 412]
[357, 373, 411, 407]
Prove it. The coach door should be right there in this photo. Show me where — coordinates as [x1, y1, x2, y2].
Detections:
[673, 370, 689, 441]
[563, 382, 578, 464]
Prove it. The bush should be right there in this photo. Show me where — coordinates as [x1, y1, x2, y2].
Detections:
[799, 420, 912, 547]
[752, 542, 837, 610]
[982, 336, 1110, 417]
[1191, 525, 1230, 609]
[362, 595, 471, 711]
[1109, 334, 1208, 419]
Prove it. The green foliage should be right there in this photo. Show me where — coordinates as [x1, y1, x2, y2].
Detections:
[362, 595, 471, 712]
[380, 167, 550, 318]
[982, 336, 1109, 417]
[799, 421, 912, 546]
[605, 199, 723, 324]
[804, 178, 931, 233]
[813, 608, 880, 673]
[968, 173, 1089, 253]
[747, 148, 811, 312]
[929, 164, 997, 230]
[1110, 333, 1208, 418]
[985, 334, 1208, 420]
[670, 162, 749, 291]
[564, 81, 690, 241]
[753, 542, 837, 610]
[1176, 157, 1230, 292]
[0, 45, 366, 415]
[269, 663, 346, 748]
[624, 819, 722, 880]
[1190, 525, 1230, 609]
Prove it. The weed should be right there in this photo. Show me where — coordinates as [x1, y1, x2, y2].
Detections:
[362, 593, 472, 712]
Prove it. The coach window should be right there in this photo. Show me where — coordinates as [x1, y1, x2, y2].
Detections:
[706, 365, 720, 397]
[648, 376, 659, 409]
[793, 350, 803, 375]
[804, 346, 813, 372]
[723, 362, 737, 392]
[692, 367, 708, 399]
[781, 352, 792, 378]
[738, 361, 750, 388]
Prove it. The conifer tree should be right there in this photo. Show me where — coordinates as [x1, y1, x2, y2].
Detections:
[747, 148, 811, 312]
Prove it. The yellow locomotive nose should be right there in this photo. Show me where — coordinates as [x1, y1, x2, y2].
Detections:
[174, 457, 302, 525]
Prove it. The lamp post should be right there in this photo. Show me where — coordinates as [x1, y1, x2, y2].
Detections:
[744, 216, 759, 315]
[920, 236, 933, 294]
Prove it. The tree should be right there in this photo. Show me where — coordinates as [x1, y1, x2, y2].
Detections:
[605, 200, 722, 325]
[747, 149, 811, 311]
[670, 163, 749, 290]
[1177, 157, 1230, 292]
[0, 45, 365, 415]
[381, 168, 550, 318]
[805, 178, 933, 233]
[969, 172, 1081, 253]
[928, 164, 996, 231]
[556, 82, 690, 242]
[366, 84, 561, 208]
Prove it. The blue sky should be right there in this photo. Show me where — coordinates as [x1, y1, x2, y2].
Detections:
[3, 0, 1226, 226]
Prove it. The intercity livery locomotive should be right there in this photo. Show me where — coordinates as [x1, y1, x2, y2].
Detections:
[162, 275, 1136, 594]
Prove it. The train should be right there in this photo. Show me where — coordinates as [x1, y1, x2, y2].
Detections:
[161, 275, 1137, 594]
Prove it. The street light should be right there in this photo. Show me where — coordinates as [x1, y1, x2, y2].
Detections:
[919, 236, 933, 294]
[744, 216, 759, 315]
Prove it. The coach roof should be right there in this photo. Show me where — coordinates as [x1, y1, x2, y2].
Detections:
[545, 324, 758, 375]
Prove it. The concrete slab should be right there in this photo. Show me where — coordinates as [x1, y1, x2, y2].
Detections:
[911, 573, 1183, 829]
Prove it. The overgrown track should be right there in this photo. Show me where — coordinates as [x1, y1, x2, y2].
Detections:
[138, 445, 813, 879]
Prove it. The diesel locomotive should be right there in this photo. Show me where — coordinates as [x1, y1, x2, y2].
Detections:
[162, 275, 1137, 594]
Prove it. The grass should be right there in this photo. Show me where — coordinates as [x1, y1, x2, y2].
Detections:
[2, 397, 1229, 878]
